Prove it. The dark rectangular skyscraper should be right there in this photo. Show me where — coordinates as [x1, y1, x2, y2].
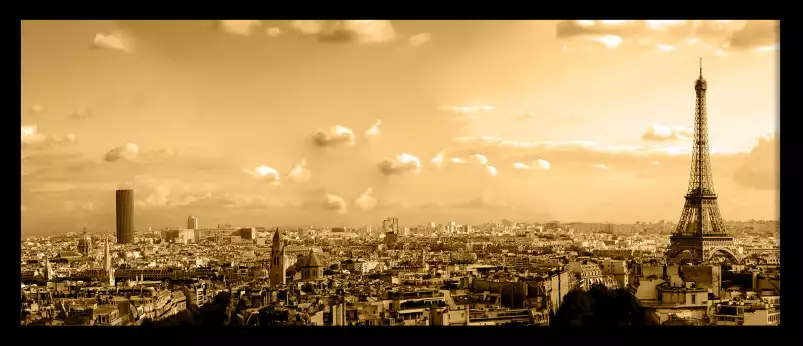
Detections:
[115, 189, 134, 244]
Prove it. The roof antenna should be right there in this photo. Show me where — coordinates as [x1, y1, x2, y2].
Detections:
[699, 57, 703, 77]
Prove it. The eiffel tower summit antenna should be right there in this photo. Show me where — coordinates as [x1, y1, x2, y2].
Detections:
[699, 57, 703, 77]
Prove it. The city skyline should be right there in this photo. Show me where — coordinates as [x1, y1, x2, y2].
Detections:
[21, 20, 779, 235]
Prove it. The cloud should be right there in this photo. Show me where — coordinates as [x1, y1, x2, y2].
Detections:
[219, 20, 262, 36]
[266, 27, 282, 37]
[71, 108, 93, 120]
[513, 159, 551, 171]
[485, 165, 498, 177]
[651, 161, 662, 165]
[408, 32, 432, 47]
[450, 158, 468, 164]
[556, 20, 779, 52]
[440, 105, 495, 121]
[31, 104, 44, 114]
[378, 153, 422, 175]
[104, 143, 140, 162]
[317, 20, 397, 44]
[313, 125, 356, 147]
[355, 187, 378, 211]
[734, 134, 779, 190]
[469, 154, 489, 166]
[92, 31, 133, 53]
[21, 125, 77, 151]
[364, 119, 382, 137]
[243, 165, 281, 184]
[289, 20, 326, 36]
[514, 112, 533, 121]
[591, 164, 609, 170]
[728, 20, 779, 51]
[287, 159, 311, 183]
[642, 124, 694, 141]
[431, 151, 445, 168]
[323, 194, 347, 214]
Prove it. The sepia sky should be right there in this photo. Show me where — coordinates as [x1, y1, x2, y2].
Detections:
[21, 20, 780, 235]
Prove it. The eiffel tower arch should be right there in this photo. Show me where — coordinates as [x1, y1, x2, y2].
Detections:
[665, 60, 743, 265]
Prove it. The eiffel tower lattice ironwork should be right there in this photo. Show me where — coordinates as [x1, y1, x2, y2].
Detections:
[666, 59, 742, 265]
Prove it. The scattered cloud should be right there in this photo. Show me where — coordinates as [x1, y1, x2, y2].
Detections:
[408, 33, 432, 47]
[485, 165, 498, 177]
[313, 125, 356, 147]
[591, 164, 609, 170]
[104, 143, 140, 162]
[317, 20, 397, 44]
[364, 119, 382, 137]
[31, 104, 44, 114]
[219, 20, 262, 36]
[450, 158, 468, 164]
[21, 125, 77, 151]
[323, 193, 347, 214]
[734, 134, 779, 190]
[469, 154, 489, 166]
[378, 153, 422, 175]
[512, 159, 551, 171]
[431, 151, 445, 168]
[439, 105, 495, 121]
[642, 124, 694, 141]
[92, 31, 133, 53]
[355, 187, 378, 211]
[266, 27, 282, 37]
[287, 159, 311, 183]
[244, 165, 281, 184]
[556, 20, 779, 52]
[651, 161, 662, 165]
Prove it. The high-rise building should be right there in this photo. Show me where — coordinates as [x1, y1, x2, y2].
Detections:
[188, 215, 199, 229]
[115, 189, 134, 244]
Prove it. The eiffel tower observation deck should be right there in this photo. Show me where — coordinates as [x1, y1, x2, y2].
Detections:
[666, 59, 742, 265]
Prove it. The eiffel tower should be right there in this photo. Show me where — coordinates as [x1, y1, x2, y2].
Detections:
[666, 59, 742, 265]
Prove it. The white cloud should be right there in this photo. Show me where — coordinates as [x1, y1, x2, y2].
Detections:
[104, 143, 140, 162]
[591, 35, 623, 48]
[92, 31, 133, 53]
[355, 187, 378, 211]
[364, 119, 382, 137]
[287, 159, 311, 183]
[431, 151, 445, 168]
[244, 165, 281, 184]
[485, 165, 498, 177]
[378, 153, 422, 175]
[512, 159, 551, 171]
[469, 154, 489, 166]
[450, 158, 468, 164]
[313, 125, 356, 147]
[408, 32, 432, 47]
[323, 194, 347, 214]
[318, 20, 397, 44]
[21, 125, 77, 151]
[642, 124, 694, 141]
[31, 104, 44, 113]
[81, 202, 94, 211]
[651, 161, 662, 165]
[265, 27, 282, 37]
[591, 164, 609, 170]
[556, 20, 779, 52]
[219, 20, 262, 36]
